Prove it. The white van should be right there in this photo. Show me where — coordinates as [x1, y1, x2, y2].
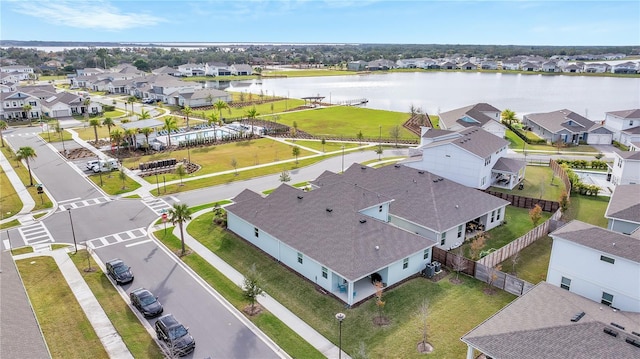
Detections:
[86, 159, 101, 170]
[92, 159, 119, 173]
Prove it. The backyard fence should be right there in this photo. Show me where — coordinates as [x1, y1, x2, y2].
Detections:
[549, 159, 572, 195]
[484, 191, 560, 212]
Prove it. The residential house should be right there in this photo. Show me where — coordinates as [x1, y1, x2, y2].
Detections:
[547, 220, 640, 313]
[522, 109, 612, 145]
[152, 66, 180, 77]
[461, 282, 640, 359]
[521, 62, 540, 72]
[542, 61, 560, 72]
[175, 88, 231, 108]
[0, 91, 41, 121]
[440, 61, 456, 70]
[404, 127, 525, 190]
[76, 68, 105, 77]
[40, 91, 102, 118]
[148, 76, 202, 105]
[500, 59, 520, 71]
[177, 63, 206, 77]
[347, 61, 367, 71]
[605, 184, 640, 235]
[610, 150, 640, 185]
[437, 103, 507, 138]
[366, 59, 396, 71]
[612, 61, 638, 74]
[230, 64, 253, 76]
[563, 64, 582, 73]
[480, 60, 498, 70]
[0, 65, 35, 81]
[584, 63, 610, 73]
[459, 62, 476, 70]
[396, 58, 437, 69]
[206, 62, 231, 76]
[604, 109, 640, 145]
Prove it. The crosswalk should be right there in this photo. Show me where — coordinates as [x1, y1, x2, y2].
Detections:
[18, 222, 54, 251]
[86, 227, 148, 250]
[142, 197, 173, 215]
[58, 196, 112, 211]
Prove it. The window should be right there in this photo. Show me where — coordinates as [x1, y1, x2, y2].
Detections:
[440, 232, 446, 246]
[601, 292, 614, 306]
[630, 120, 634, 126]
[423, 248, 430, 260]
[481, 176, 486, 186]
[560, 277, 571, 290]
[321, 267, 328, 279]
[457, 225, 463, 238]
[254, 227, 259, 238]
[491, 210, 495, 223]
[402, 258, 409, 270]
[600, 255, 615, 264]
[297, 252, 303, 264]
[379, 205, 383, 212]
[29, 101, 36, 106]
[484, 156, 491, 166]
[497, 208, 501, 221]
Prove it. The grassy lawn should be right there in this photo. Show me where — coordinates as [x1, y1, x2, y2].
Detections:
[11, 246, 34, 255]
[490, 165, 565, 201]
[180, 213, 515, 358]
[42, 127, 74, 144]
[124, 138, 313, 183]
[499, 235, 552, 284]
[262, 69, 355, 78]
[563, 194, 609, 228]
[276, 106, 416, 139]
[191, 98, 306, 120]
[16, 256, 108, 359]
[68, 251, 164, 358]
[155, 229, 324, 359]
[283, 139, 363, 152]
[0, 146, 52, 212]
[86, 171, 141, 195]
[505, 130, 598, 153]
[0, 164, 23, 217]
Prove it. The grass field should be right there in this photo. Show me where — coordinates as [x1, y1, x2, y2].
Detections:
[262, 69, 355, 78]
[0, 164, 23, 218]
[86, 171, 142, 195]
[0, 146, 52, 212]
[283, 139, 363, 152]
[490, 165, 565, 201]
[182, 213, 515, 358]
[189, 98, 306, 121]
[505, 130, 598, 153]
[563, 194, 609, 228]
[17, 256, 108, 359]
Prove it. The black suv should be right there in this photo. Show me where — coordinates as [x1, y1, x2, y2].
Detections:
[155, 314, 196, 356]
[129, 288, 163, 318]
[105, 258, 134, 285]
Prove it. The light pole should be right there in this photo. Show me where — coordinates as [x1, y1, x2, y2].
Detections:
[67, 208, 77, 254]
[335, 312, 345, 359]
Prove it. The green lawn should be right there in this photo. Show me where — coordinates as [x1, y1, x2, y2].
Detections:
[563, 194, 609, 228]
[490, 165, 565, 201]
[181, 213, 515, 358]
[87, 171, 142, 195]
[499, 235, 552, 284]
[190, 98, 306, 121]
[283, 139, 363, 152]
[0, 163, 23, 218]
[0, 146, 52, 212]
[505, 129, 598, 153]
[16, 256, 108, 359]
[276, 106, 416, 139]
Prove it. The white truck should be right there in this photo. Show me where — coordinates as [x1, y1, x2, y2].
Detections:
[91, 159, 119, 173]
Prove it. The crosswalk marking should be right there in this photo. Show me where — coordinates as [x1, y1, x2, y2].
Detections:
[86, 227, 148, 250]
[142, 197, 173, 215]
[58, 196, 112, 211]
[18, 222, 54, 248]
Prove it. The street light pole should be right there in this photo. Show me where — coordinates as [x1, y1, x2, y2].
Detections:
[335, 312, 345, 359]
[67, 208, 77, 254]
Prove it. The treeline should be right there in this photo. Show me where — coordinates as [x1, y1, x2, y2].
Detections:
[1, 43, 638, 74]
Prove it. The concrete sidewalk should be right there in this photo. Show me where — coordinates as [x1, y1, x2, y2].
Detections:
[13, 249, 134, 359]
[160, 209, 351, 359]
[0, 143, 36, 222]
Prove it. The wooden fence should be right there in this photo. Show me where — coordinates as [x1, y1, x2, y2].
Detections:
[549, 159, 572, 195]
[484, 191, 559, 212]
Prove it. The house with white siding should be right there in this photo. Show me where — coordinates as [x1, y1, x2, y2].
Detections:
[610, 149, 640, 185]
[522, 109, 612, 145]
[404, 127, 525, 190]
[604, 109, 640, 146]
[584, 63, 610, 73]
[177, 63, 206, 77]
[230, 64, 253, 76]
[175, 88, 231, 108]
[437, 103, 506, 138]
[0, 65, 34, 81]
[0, 91, 41, 121]
[605, 184, 640, 235]
[226, 164, 509, 306]
[206, 62, 231, 76]
[547, 220, 640, 313]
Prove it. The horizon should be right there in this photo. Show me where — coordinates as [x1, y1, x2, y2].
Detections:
[1, 1, 639, 47]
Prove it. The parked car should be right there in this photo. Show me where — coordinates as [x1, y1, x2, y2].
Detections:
[130, 288, 163, 318]
[105, 258, 134, 285]
[92, 159, 119, 173]
[154, 314, 196, 356]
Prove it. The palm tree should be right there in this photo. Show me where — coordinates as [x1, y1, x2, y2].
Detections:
[0, 120, 7, 147]
[182, 105, 193, 129]
[163, 116, 178, 148]
[126, 96, 136, 116]
[501, 109, 517, 125]
[123, 128, 137, 152]
[82, 98, 91, 120]
[102, 117, 114, 144]
[22, 104, 33, 126]
[245, 106, 259, 136]
[139, 109, 151, 121]
[168, 203, 192, 256]
[175, 164, 187, 186]
[89, 118, 101, 143]
[213, 100, 229, 122]
[110, 129, 123, 154]
[17, 146, 37, 186]
[140, 127, 153, 152]
[207, 112, 218, 142]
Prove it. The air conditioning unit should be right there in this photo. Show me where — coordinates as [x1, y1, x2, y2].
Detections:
[422, 263, 435, 278]
[432, 261, 442, 273]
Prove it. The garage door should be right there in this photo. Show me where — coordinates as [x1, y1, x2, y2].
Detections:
[53, 110, 68, 117]
[587, 134, 612, 145]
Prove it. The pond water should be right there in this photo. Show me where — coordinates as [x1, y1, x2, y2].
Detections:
[212, 72, 639, 120]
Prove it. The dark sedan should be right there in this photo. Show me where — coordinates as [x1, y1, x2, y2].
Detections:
[105, 258, 134, 285]
[155, 314, 196, 356]
[130, 288, 163, 318]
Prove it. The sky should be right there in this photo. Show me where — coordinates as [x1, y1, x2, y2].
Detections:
[1, 0, 639, 46]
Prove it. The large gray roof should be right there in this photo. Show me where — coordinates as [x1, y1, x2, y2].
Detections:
[605, 184, 640, 224]
[462, 282, 640, 359]
[524, 109, 597, 134]
[607, 108, 640, 119]
[226, 181, 436, 281]
[439, 103, 501, 130]
[492, 157, 526, 173]
[616, 149, 640, 160]
[419, 127, 509, 159]
[312, 164, 509, 232]
[550, 220, 640, 263]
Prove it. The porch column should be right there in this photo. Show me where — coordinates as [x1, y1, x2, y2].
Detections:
[466, 345, 475, 359]
[347, 281, 354, 306]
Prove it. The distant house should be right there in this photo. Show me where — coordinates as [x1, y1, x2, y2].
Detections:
[230, 64, 253, 76]
[175, 88, 231, 108]
[610, 150, 640, 185]
[440, 61, 456, 70]
[500, 59, 520, 70]
[177, 63, 206, 77]
[347, 61, 367, 71]
[605, 184, 640, 235]
[404, 127, 525, 190]
[461, 282, 640, 359]
[366, 59, 396, 71]
[522, 109, 612, 145]
[206, 62, 231, 76]
[480, 61, 498, 70]
[459, 62, 476, 70]
[0, 91, 41, 121]
[542, 61, 559, 72]
[612, 61, 638, 74]
[604, 109, 640, 146]
[584, 63, 610, 73]
[437, 103, 506, 138]
[521, 62, 540, 71]
[152, 66, 180, 77]
[563, 64, 582, 73]
[547, 220, 640, 313]
[0, 65, 35, 81]
[39, 91, 102, 118]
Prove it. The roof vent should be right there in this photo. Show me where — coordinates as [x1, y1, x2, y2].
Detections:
[626, 337, 640, 348]
[375, 245, 379, 250]
[604, 327, 619, 337]
[418, 171, 424, 174]
[455, 205, 459, 209]
[361, 166, 367, 170]
[394, 164, 401, 168]
[432, 179, 438, 183]
[611, 322, 625, 330]
[297, 195, 303, 199]
[633, 331, 640, 337]
[570, 312, 585, 322]
[359, 219, 367, 224]
[326, 208, 333, 213]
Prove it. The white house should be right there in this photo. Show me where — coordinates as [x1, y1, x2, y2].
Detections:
[177, 63, 206, 77]
[0, 65, 35, 81]
[584, 63, 610, 73]
[437, 103, 506, 138]
[522, 109, 612, 145]
[604, 109, 640, 145]
[501, 59, 520, 70]
[605, 184, 640, 235]
[612, 61, 638, 74]
[175, 88, 231, 108]
[0, 91, 41, 121]
[206, 62, 231, 76]
[461, 282, 640, 359]
[403, 127, 525, 190]
[227, 164, 509, 306]
[39, 91, 102, 118]
[547, 220, 640, 313]
[610, 149, 640, 185]
[230, 64, 253, 76]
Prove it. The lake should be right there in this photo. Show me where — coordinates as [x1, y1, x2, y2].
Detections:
[219, 72, 640, 120]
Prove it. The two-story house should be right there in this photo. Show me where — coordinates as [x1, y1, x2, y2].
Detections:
[610, 149, 640, 185]
[437, 103, 506, 139]
[0, 91, 41, 121]
[605, 184, 640, 235]
[522, 109, 612, 145]
[604, 109, 640, 146]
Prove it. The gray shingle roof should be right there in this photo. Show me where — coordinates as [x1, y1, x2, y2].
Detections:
[550, 220, 640, 263]
[605, 184, 640, 224]
[462, 282, 640, 359]
[524, 109, 597, 134]
[439, 103, 502, 131]
[616, 149, 640, 160]
[420, 127, 509, 158]
[493, 157, 526, 173]
[227, 182, 436, 281]
[607, 108, 640, 119]
[312, 164, 509, 232]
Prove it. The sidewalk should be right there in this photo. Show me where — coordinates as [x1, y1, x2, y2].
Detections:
[0, 144, 36, 223]
[161, 209, 351, 359]
[13, 248, 134, 359]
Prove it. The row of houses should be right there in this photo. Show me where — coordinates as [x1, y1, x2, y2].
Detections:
[0, 84, 102, 121]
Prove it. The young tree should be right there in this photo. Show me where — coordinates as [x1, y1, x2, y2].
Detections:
[182, 105, 192, 129]
[207, 112, 218, 141]
[163, 116, 178, 147]
[0, 120, 7, 147]
[279, 169, 291, 183]
[416, 299, 433, 354]
[321, 137, 326, 152]
[118, 168, 127, 189]
[450, 248, 467, 283]
[110, 129, 123, 154]
[168, 203, 192, 256]
[231, 157, 238, 175]
[510, 251, 521, 276]
[501, 109, 517, 125]
[375, 145, 383, 160]
[140, 127, 153, 152]
[469, 233, 486, 261]
[242, 264, 265, 315]
[389, 125, 401, 148]
[291, 121, 298, 140]
[16, 146, 37, 186]
[529, 204, 543, 226]
[175, 164, 187, 186]
[559, 190, 570, 213]
[486, 264, 503, 293]
[356, 130, 364, 145]
[139, 109, 151, 121]
[374, 281, 386, 324]
[245, 106, 259, 136]
[292, 146, 300, 163]
[213, 99, 229, 121]
[89, 118, 101, 143]
[82, 98, 91, 120]
[123, 128, 137, 152]
[126, 96, 136, 116]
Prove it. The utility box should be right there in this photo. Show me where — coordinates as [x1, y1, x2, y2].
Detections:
[423, 263, 435, 278]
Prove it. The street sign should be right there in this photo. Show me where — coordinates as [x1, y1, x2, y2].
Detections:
[161, 213, 168, 222]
